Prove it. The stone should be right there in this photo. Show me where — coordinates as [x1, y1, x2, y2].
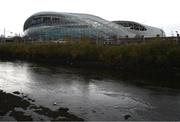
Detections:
[13, 91, 20, 95]
[124, 114, 131, 120]
[53, 102, 57, 106]
[92, 110, 96, 113]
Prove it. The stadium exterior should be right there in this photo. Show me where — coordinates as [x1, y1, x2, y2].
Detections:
[23, 12, 165, 41]
[113, 21, 165, 38]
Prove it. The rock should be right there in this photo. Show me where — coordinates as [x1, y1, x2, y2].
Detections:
[0, 91, 83, 121]
[22, 93, 28, 98]
[58, 107, 69, 113]
[13, 91, 20, 95]
[92, 110, 96, 113]
[28, 98, 32, 101]
[31, 100, 35, 102]
[124, 114, 131, 120]
[53, 102, 57, 106]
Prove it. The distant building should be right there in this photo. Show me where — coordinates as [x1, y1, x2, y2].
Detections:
[112, 21, 165, 38]
[23, 12, 165, 41]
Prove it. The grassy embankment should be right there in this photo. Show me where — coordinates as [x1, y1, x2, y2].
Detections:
[0, 39, 180, 73]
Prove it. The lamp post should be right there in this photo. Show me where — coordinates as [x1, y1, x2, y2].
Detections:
[176, 31, 179, 44]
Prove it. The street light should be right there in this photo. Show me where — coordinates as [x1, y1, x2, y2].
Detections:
[176, 31, 180, 44]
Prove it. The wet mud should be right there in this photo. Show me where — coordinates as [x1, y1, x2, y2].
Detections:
[0, 89, 83, 121]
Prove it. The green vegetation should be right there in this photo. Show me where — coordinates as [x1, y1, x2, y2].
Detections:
[0, 39, 180, 73]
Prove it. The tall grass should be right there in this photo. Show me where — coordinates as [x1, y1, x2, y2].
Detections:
[0, 40, 180, 72]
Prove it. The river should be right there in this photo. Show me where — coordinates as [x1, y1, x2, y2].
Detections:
[0, 61, 180, 121]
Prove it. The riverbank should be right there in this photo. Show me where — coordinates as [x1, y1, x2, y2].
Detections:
[0, 89, 83, 121]
[0, 40, 180, 72]
[1, 61, 180, 121]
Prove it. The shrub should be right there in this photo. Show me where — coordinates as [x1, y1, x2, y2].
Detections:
[0, 39, 180, 72]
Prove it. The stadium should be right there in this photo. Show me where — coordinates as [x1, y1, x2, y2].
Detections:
[23, 12, 165, 41]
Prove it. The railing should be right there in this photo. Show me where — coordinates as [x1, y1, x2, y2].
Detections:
[102, 36, 180, 45]
[1, 36, 180, 45]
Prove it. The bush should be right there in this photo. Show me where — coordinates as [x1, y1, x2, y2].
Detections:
[0, 39, 180, 72]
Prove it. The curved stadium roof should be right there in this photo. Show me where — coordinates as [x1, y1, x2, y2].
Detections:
[23, 12, 165, 41]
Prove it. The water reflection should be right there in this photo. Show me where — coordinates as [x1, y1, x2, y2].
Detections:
[0, 61, 180, 120]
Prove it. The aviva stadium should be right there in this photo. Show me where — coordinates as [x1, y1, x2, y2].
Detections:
[23, 12, 165, 41]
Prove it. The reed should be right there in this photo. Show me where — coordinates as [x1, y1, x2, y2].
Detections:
[0, 39, 179, 72]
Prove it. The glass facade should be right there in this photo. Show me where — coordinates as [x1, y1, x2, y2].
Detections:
[23, 12, 135, 41]
[23, 12, 165, 41]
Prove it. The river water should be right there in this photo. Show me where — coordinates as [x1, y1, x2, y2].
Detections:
[0, 61, 180, 121]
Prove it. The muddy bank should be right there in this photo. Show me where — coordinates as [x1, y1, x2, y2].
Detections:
[0, 89, 83, 121]
[1, 41, 180, 74]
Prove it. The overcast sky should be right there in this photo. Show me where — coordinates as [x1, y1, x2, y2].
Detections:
[0, 0, 180, 36]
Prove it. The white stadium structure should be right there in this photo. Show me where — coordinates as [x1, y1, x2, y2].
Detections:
[23, 12, 166, 41]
